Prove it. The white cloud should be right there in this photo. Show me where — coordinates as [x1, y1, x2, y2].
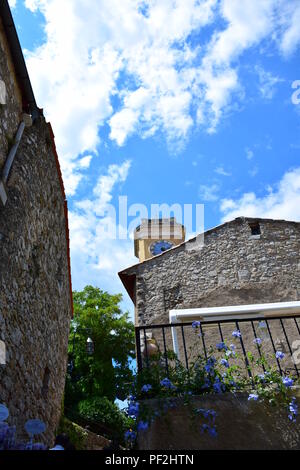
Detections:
[249, 166, 259, 177]
[255, 65, 283, 99]
[69, 160, 136, 312]
[215, 166, 231, 176]
[22, 0, 300, 194]
[220, 167, 300, 222]
[8, 0, 17, 8]
[92, 160, 131, 214]
[278, 1, 300, 56]
[199, 183, 220, 202]
[207, 0, 275, 66]
[23, 0, 218, 192]
[78, 155, 93, 169]
[245, 148, 254, 160]
[194, 0, 276, 131]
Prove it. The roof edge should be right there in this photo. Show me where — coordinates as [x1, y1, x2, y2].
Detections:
[47, 122, 74, 318]
[0, 0, 42, 119]
[119, 216, 300, 277]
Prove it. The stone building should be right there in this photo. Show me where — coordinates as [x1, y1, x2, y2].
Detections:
[0, 1, 72, 444]
[119, 216, 300, 372]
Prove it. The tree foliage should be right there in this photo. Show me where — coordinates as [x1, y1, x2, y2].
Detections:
[65, 285, 135, 412]
[78, 397, 133, 431]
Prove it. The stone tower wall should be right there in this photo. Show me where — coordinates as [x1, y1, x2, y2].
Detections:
[0, 16, 72, 445]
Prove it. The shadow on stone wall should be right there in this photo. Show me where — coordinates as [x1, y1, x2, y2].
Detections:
[138, 391, 300, 450]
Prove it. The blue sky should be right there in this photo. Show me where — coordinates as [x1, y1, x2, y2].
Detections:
[9, 0, 300, 318]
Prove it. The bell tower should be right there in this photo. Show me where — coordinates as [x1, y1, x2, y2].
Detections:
[134, 217, 185, 262]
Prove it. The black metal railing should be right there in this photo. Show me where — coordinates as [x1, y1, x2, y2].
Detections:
[135, 315, 300, 378]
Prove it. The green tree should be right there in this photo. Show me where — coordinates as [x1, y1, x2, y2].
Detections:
[65, 286, 135, 412]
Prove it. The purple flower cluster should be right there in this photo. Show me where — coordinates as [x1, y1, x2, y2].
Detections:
[0, 423, 47, 451]
[232, 330, 241, 338]
[282, 376, 294, 388]
[248, 393, 259, 401]
[160, 378, 176, 390]
[213, 377, 225, 394]
[141, 384, 152, 393]
[253, 337, 262, 345]
[127, 400, 140, 418]
[225, 344, 236, 358]
[216, 342, 227, 351]
[201, 377, 211, 390]
[276, 351, 285, 360]
[192, 321, 201, 329]
[0, 424, 16, 450]
[137, 421, 149, 432]
[204, 357, 217, 375]
[201, 423, 217, 437]
[197, 408, 217, 438]
[220, 358, 229, 368]
[288, 397, 298, 422]
[197, 408, 217, 420]
[124, 429, 137, 443]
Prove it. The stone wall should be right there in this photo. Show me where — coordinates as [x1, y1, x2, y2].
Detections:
[129, 218, 300, 326]
[0, 16, 22, 168]
[138, 391, 300, 450]
[0, 15, 72, 445]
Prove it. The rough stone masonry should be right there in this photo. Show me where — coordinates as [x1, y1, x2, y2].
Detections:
[0, 4, 72, 445]
[120, 217, 300, 326]
[120, 217, 300, 371]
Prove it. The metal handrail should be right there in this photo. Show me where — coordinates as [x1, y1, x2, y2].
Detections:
[135, 314, 300, 377]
